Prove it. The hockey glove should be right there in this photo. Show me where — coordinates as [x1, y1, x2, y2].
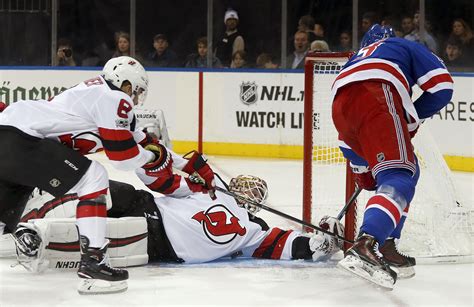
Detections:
[142, 143, 173, 178]
[350, 163, 376, 191]
[13, 223, 42, 258]
[182, 151, 216, 200]
[319, 215, 344, 250]
[138, 131, 159, 148]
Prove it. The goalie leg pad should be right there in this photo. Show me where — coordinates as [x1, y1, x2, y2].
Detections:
[15, 217, 148, 272]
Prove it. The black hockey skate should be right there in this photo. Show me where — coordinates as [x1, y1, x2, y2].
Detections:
[338, 234, 397, 290]
[77, 236, 129, 295]
[379, 237, 416, 279]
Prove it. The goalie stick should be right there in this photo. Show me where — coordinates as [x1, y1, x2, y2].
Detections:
[214, 186, 355, 244]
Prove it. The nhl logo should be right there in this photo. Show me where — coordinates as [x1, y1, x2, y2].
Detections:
[49, 178, 61, 187]
[376, 152, 386, 162]
[240, 82, 258, 105]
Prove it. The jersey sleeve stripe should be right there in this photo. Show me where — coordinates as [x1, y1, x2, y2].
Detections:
[102, 137, 138, 152]
[334, 59, 410, 92]
[418, 73, 454, 93]
[104, 146, 140, 161]
[98, 127, 135, 141]
[416, 68, 451, 85]
[252, 228, 293, 259]
[98, 127, 142, 162]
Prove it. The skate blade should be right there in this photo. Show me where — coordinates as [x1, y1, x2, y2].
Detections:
[338, 255, 395, 291]
[78, 279, 128, 295]
[392, 266, 415, 279]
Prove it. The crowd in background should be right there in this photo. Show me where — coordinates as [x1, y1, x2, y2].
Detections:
[54, 8, 473, 72]
[0, 0, 469, 72]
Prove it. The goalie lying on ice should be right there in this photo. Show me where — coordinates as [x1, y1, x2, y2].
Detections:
[6, 175, 344, 270]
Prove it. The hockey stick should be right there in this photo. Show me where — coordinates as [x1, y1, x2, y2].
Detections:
[214, 186, 354, 244]
[336, 186, 362, 221]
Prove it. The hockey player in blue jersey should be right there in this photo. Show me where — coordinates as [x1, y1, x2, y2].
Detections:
[331, 24, 454, 289]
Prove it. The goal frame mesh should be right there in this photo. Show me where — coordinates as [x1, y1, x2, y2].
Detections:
[303, 52, 355, 249]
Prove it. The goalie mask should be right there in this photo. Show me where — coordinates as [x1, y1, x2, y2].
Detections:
[229, 175, 268, 215]
[102, 56, 149, 105]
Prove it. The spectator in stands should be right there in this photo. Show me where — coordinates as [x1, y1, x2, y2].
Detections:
[298, 15, 318, 42]
[361, 11, 377, 35]
[184, 37, 222, 68]
[112, 32, 131, 58]
[55, 38, 78, 66]
[443, 37, 469, 69]
[405, 12, 438, 54]
[334, 30, 353, 52]
[287, 30, 309, 69]
[314, 23, 326, 41]
[215, 8, 245, 67]
[255, 53, 278, 69]
[147, 34, 179, 67]
[449, 18, 474, 62]
[310, 40, 330, 52]
[230, 50, 249, 69]
[401, 15, 415, 37]
[381, 15, 402, 37]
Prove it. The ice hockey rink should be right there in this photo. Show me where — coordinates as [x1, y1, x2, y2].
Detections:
[0, 154, 472, 306]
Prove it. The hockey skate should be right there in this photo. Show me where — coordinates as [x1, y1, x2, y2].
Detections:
[77, 236, 128, 295]
[337, 234, 397, 290]
[379, 237, 416, 279]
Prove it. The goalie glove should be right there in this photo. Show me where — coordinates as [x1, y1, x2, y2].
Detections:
[13, 223, 42, 258]
[182, 151, 216, 200]
[309, 216, 344, 261]
[142, 143, 173, 178]
[350, 163, 376, 191]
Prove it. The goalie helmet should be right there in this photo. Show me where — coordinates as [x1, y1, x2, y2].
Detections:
[102, 56, 149, 105]
[360, 23, 395, 48]
[229, 175, 268, 215]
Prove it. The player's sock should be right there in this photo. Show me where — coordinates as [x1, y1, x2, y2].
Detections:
[359, 194, 402, 245]
[388, 207, 408, 239]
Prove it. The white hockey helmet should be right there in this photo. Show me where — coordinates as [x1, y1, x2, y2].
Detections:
[102, 56, 149, 104]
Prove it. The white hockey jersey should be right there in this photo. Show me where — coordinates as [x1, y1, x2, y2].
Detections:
[153, 178, 301, 264]
[0, 75, 153, 170]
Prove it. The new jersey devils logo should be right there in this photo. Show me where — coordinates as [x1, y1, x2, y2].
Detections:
[192, 204, 246, 244]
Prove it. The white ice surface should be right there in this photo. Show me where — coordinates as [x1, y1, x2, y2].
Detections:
[0, 154, 472, 306]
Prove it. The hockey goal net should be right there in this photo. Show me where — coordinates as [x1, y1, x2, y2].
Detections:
[303, 52, 473, 262]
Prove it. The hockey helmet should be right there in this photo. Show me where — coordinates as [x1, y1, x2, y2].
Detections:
[229, 175, 268, 215]
[102, 56, 149, 104]
[360, 24, 395, 48]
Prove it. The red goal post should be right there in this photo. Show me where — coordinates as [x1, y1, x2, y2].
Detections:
[303, 52, 355, 248]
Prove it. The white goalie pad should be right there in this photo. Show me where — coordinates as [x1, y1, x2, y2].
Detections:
[134, 107, 172, 148]
[14, 217, 148, 272]
[20, 188, 113, 221]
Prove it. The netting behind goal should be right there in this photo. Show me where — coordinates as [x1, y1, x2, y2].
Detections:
[303, 52, 473, 262]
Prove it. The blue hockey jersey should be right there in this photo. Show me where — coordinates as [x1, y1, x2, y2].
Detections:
[331, 37, 453, 132]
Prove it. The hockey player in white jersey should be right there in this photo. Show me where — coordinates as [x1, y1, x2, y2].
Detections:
[12, 174, 343, 267]
[0, 56, 182, 294]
